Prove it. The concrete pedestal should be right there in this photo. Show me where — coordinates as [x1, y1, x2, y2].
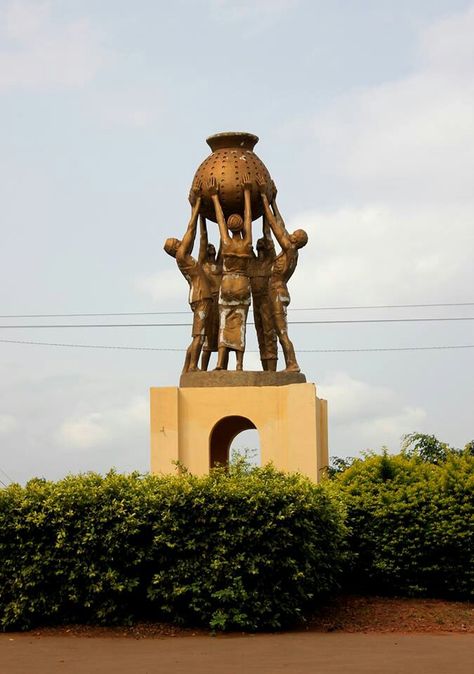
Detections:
[150, 377, 328, 482]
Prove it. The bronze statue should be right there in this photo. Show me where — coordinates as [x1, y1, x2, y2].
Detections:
[249, 214, 278, 371]
[208, 173, 253, 371]
[164, 132, 309, 376]
[257, 175, 308, 372]
[198, 215, 222, 371]
[164, 182, 212, 373]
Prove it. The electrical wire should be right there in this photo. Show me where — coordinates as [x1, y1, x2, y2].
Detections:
[1, 338, 473, 353]
[0, 301, 473, 319]
[0, 467, 14, 485]
[0, 317, 474, 329]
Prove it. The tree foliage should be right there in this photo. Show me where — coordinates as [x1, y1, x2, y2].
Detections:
[0, 465, 346, 631]
[333, 449, 474, 599]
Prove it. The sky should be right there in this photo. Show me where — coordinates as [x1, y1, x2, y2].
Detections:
[0, 0, 473, 484]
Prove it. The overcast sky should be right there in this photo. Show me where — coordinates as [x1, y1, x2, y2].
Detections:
[1, 0, 473, 484]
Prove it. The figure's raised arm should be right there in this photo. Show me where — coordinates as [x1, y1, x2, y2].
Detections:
[242, 173, 252, 245]
[177, 182, 202, 260]
[262, 212, 273, 243]
[208, 176, 230, 245]
[256, 174, 291, 250]
[198, 215, 208, 265]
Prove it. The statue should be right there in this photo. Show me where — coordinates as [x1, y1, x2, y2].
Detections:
[208, 173, 253, 371]
[198, 215, 222, 371]
[257, 175, 308, 372]
[164, 132, 309, 375]
[249, 213, 278, 371]
[163, 182, 212, 373]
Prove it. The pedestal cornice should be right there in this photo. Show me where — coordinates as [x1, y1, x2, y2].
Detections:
[179, 370, 307, 388]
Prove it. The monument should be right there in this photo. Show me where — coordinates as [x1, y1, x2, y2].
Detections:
[151, 132, 328, 481]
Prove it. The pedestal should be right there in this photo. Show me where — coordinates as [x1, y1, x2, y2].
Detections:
[150, 373, 328, 482]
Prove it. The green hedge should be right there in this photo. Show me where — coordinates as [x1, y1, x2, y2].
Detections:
[333, 450, 474, 599]
[0, 465, 346, 631]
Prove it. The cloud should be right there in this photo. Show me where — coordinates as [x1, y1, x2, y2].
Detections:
[419, 5, 474, 76]
[281, 4, 474, 308]
[0, 0, 112, 91]
[134, 268, 187, 305]
[0, 414, 18, 434]
[209, 0, 298, 34]
[318, 372, 426, 454]
[210, 0, 298, 21]
[307, 5, 474, 205]
[287, 202, 473, 306]
[56, 412, 108, 450]
[55, 396, 148, 451]
[87, 85, 162, 129]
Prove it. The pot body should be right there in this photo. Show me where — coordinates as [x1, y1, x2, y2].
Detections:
[192, 132, 272, 223]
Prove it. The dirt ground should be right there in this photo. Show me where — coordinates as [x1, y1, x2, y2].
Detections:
[1, 597, 473, 674]
[1, 633, 473, 674]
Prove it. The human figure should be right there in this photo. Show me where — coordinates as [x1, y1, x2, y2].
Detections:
[198, 215, 223, 371]
[249, 214, 278, 371]
[257, 175, 308, 372]
[163, 181, 212, 373]
[208, 173, 253, 371]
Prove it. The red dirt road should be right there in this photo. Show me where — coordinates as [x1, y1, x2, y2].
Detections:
[1, 632, 473, 674]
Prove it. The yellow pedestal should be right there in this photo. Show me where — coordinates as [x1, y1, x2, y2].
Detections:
[150, 381, 328, 482]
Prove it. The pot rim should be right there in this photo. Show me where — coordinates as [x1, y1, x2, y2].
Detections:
[206, 131, 259, 152]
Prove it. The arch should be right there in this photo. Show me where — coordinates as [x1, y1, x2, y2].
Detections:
[230, 428, 261, 466]
[209, 415, 257, 468]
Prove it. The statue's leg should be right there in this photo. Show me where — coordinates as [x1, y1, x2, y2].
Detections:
[188, 300, 209, 371]
[263, 358, 277, 371]
[280, 334, 300, 372]
[215, 346, 228, 370]
[236, 350, 244, 371]
[252, 295, 266, 369]
[188, 336, 204, 371]
[201, 350, 211, 371]
[272, 296, 300, 372]
[260, 294, 278, 371]
[182, 344, 192, 374]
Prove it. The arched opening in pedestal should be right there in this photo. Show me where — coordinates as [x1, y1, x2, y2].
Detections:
[209, 415, 257, 468]
[230, 429, 261, 467]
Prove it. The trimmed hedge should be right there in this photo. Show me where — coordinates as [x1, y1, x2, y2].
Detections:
[333, 450, 474, 599]
[0, 465, 346, 631]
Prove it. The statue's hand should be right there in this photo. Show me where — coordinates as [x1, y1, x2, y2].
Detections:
[241, 172, 252, 191]
[188, 179, 202, 206]
[256, 173, 267, 194]
[208, 176, 219, 196]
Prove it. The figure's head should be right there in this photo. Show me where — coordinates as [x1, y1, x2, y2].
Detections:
[207, 243, 216, 260]
[227, 213, 244, 234]
[290, 229, 308, 249]
[256, 237, 266, 251]
[164, 237, 180, 258]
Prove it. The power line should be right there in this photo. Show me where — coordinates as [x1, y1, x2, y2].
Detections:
[0, 338, 180, 351]
[297, 302, 474, 311]
[0, 467, 14, 485]
[1, 317, 474, 329]
[1, 337, 473, 353]
[0, 301, 473, 319]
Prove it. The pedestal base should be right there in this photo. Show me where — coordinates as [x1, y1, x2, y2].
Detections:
[179, 370, 307, 388]
[150, 382, 328, 482]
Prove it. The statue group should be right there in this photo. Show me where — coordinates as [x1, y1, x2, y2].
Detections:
[164, 132, 308, 374]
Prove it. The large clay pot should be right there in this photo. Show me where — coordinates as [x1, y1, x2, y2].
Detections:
[192, 132, 273, 223]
